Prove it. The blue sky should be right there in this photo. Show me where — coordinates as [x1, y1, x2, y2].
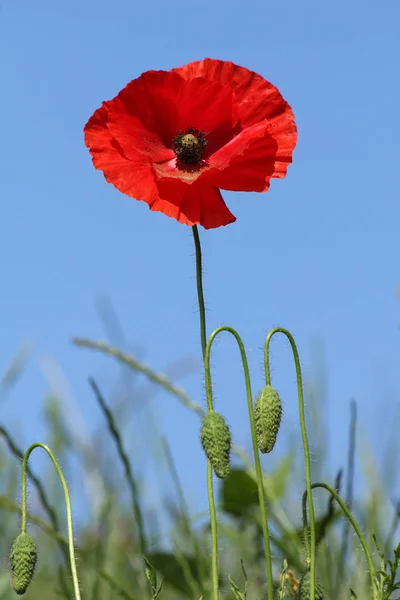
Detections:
[1, 0, 400, 528]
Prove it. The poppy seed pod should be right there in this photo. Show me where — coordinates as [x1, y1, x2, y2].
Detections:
[297, 572, 325, 600]
[9, 533, 38, 595]
[200, 410, 232, 478]
[254, 385, 282, 453]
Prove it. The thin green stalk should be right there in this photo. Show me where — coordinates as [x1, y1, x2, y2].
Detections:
[192, 224, 219, 600]
[0, 426, 60, 534]
[207, 460, 219, 600]
[21, 443, 81, 600]
[264, 328, 316, 600]
[277, 559, 288, 600]
[162, 436, 206, 591]
[384, 500, 400, 557]
[322, 469, 342, 597]
[0, 426, 71, 598]
[89, 497, 113, 600]
[0, 495, 67, 544]
[205, 326, 274, 600]
[336, 399, 357, 593]
[302, 482, 378, 599]
[88, 377, 147, 557]
[192, 225, 207, 357]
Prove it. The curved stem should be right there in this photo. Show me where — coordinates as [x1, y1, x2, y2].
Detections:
[302, 482, 378, 599]
[0, 425, 72, 598]
[21, 443, 81, 600]
[264, 328, 316, 600]
[192, 225, 219, 600]
[205, 326, 274, 600]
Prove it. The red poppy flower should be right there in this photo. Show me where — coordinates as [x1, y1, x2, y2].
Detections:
[84, 58, 297, 229]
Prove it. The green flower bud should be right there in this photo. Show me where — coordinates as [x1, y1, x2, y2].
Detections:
[297, 572, 325, 600]
[9, 533, 38, 595]
[200, 410, 231, 479]
[254, 385, 282, 453]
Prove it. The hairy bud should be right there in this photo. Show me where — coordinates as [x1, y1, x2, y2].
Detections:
[9, 533, 38, 595]
[200, 410, 231, 479]
[297, 572, 325, 600]
[254, 385, 282, 453]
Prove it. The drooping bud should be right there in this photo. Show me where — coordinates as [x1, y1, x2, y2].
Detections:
[200, 410, 231, 479]
[254, 385, 282, 453]
[297, 572, 325, 600]
[9, 533, 38, 594]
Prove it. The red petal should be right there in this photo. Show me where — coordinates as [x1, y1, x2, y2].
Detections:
[264, 109, 298, 178]
[156, 180, 236, 229]
[84, 104, 160, 204]
[174, 58, 295, 128]
[201, 119, 293, 192]
[114, 70, 239, 154]
[84, 103, 119, 167]
[107, 98, 173, 163]
[174, 59, 297, 191]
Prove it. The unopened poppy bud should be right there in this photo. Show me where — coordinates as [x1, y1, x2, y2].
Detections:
[9, 533, 38, 594]
[200, 410, 231, 479]
[254, 385, 282, 453]
[297, 572, 325, 600]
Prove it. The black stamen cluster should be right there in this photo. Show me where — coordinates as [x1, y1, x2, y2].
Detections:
[173, 127, 208, 164]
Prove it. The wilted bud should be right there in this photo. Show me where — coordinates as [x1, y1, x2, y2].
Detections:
[200, 410, 231, 479]
[9, 533, 38, 595]
[297, 572, 325, 600]
[254, 385, 282, 453]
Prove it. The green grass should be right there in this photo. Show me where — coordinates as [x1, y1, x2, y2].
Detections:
[0, 338, 399, 600]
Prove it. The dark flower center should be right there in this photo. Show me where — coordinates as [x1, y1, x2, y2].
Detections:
[173, 127, 208, 165]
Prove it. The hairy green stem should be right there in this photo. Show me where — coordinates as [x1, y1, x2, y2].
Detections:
[205, 326, 274, 600]
[192, 225, 219, 600]
[302, 482, 378, 599]
[264, 328, 316, 600]
[0, 425, 71, 597]
[192, 225, 207, 357]
[21, 443, 81, 600]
